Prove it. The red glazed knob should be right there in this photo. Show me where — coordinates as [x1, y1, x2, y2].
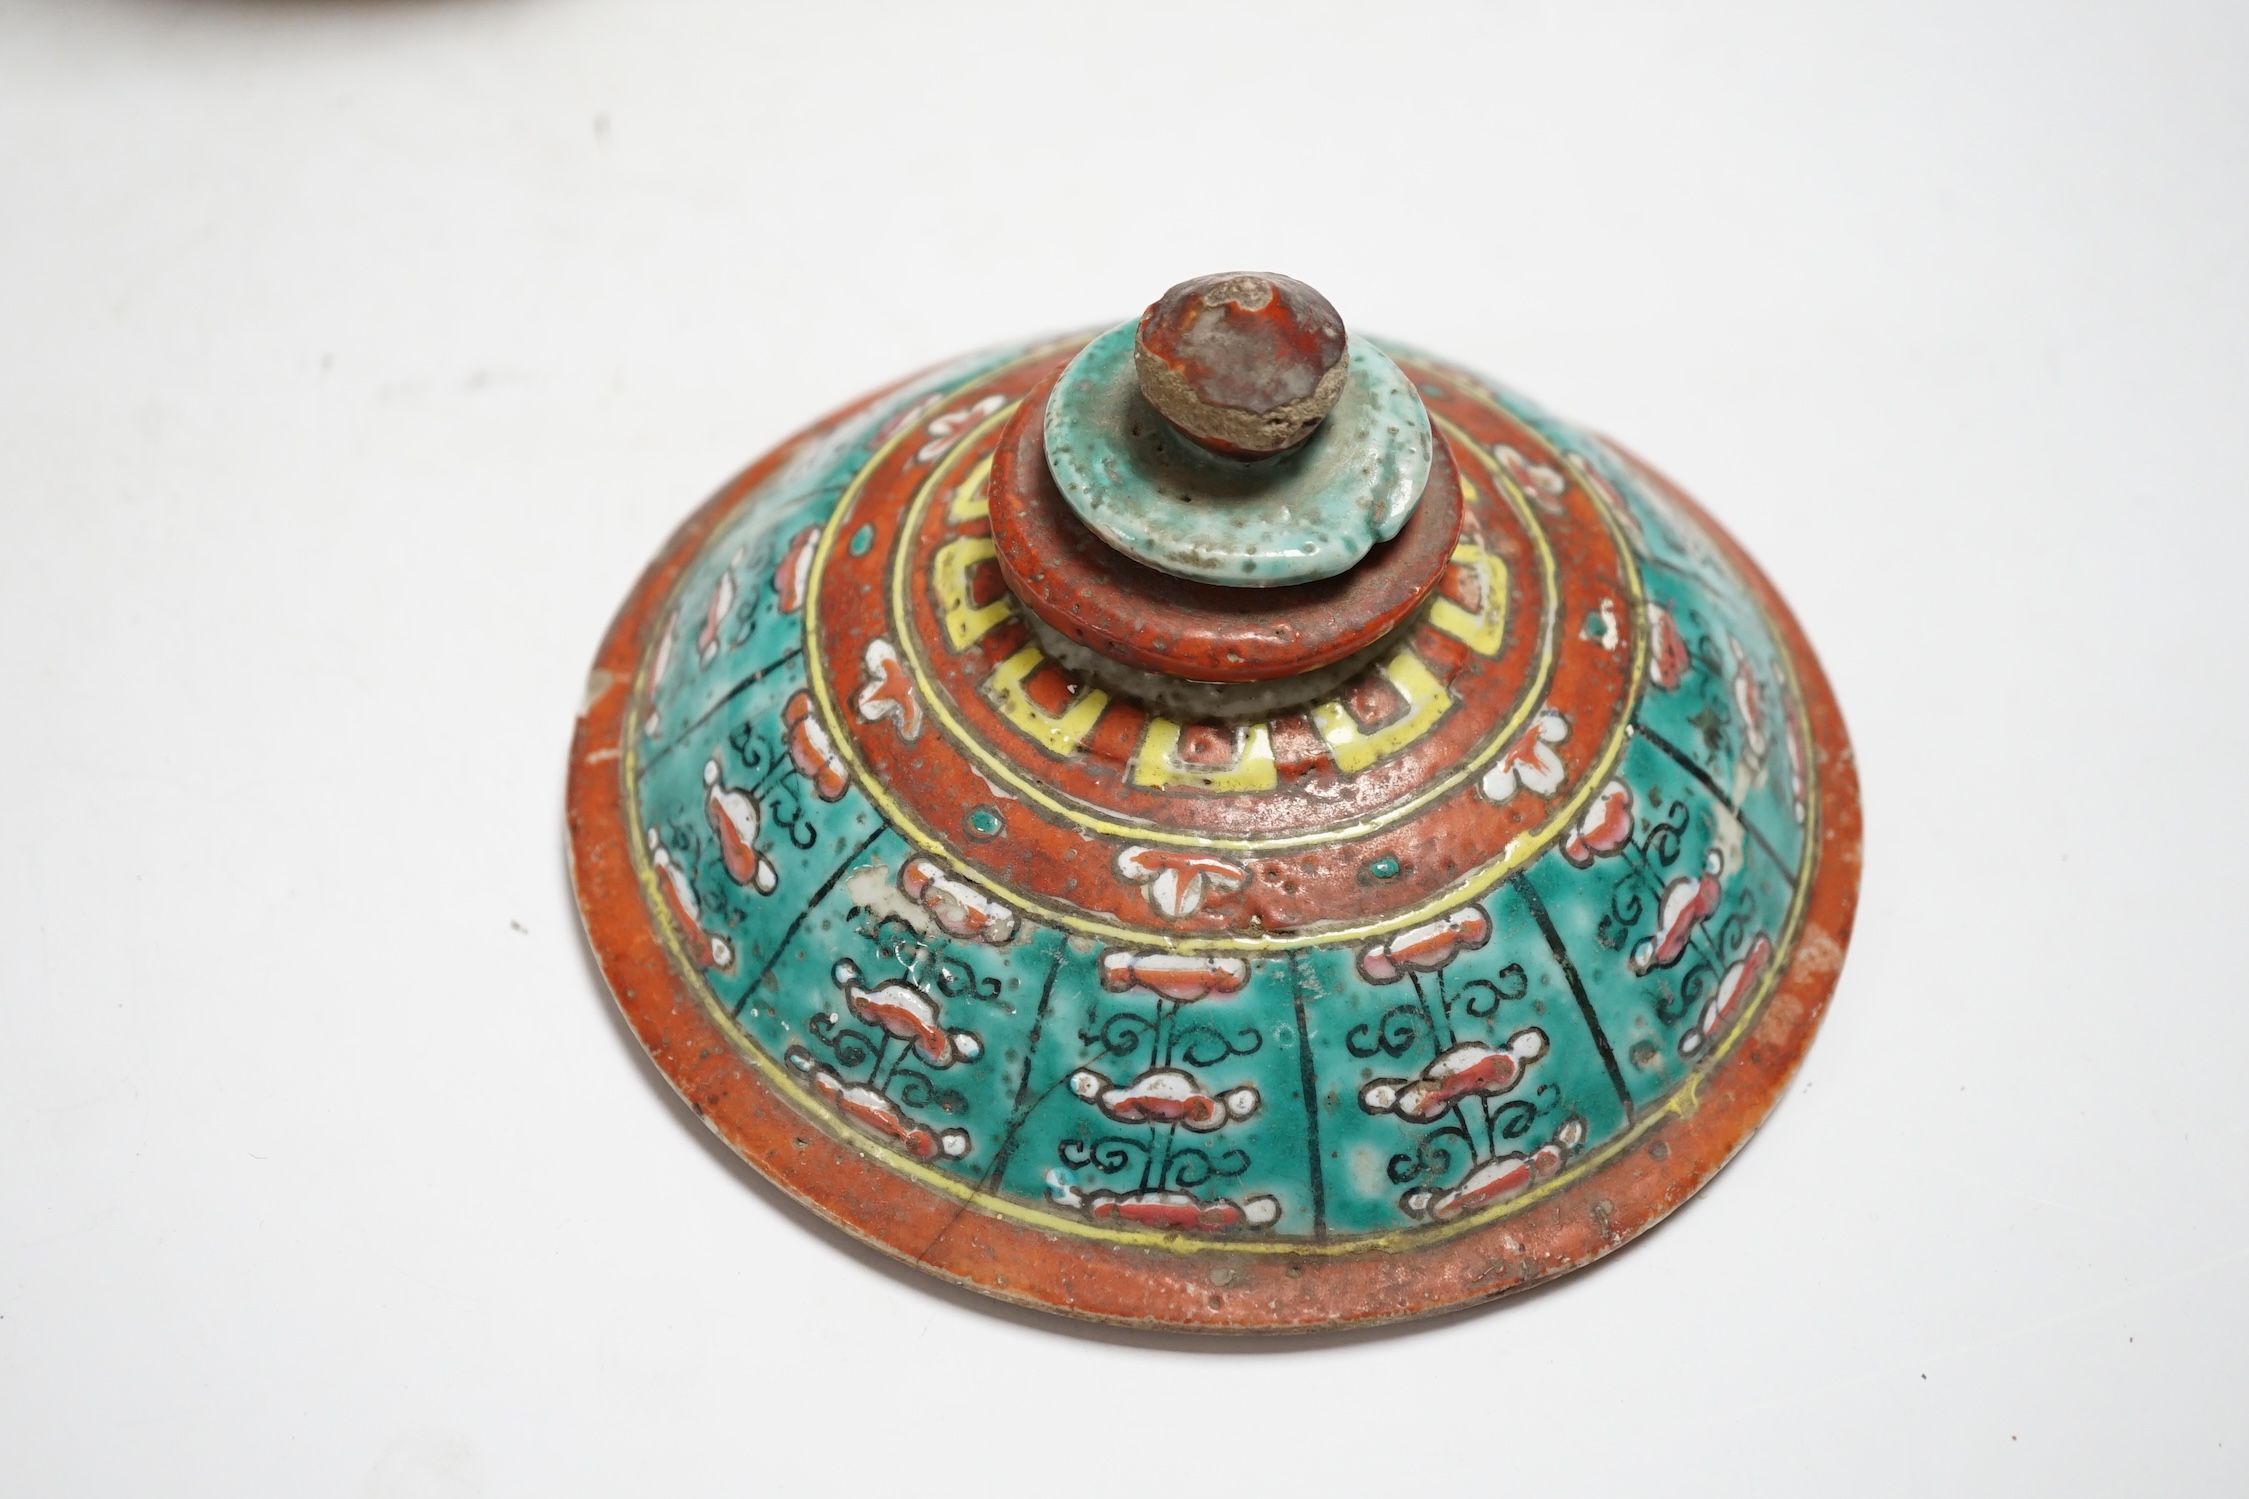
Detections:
[1133, 273, 1348, 457]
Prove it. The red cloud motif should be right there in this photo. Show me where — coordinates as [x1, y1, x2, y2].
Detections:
[854, 637, 923, 742]
[1047, 1176, 1280, 1233]
[695, 564, 737, 668]
[1097, 950, 1250, 1002]
[1401, 1117, 1586, 1222]
[643, 609, 678, 739]
[1649, 604, 1691, 690]
[704, 756, 778, 895]
[1480, 708, 1569, 802]
[788, 1049, 968, 1161]
[899, 856, 1015, 945]
[1360, 1029, 1547, 1122]
[1729, 636, 1767, 758]
[1630, 850, 1725, 975]
[774, 525, 820, 614]
[1562, 778, 1636, 868]
[876, 390, 946, 445]
[782, 691, 849, 801]
[645, 826, 735, 973]
[1068, 1067, 1259, 1132]
[1492, 443, 1567, 514]
[831, 958, 982, 1069]
[1782, 694, 1806, 823]
[1679, 933, 1773, 1057]
[1358, 904, 1492, 984]
[1563, 451, 1651, 552]
[914, 394, 1008, 464]
[1115, 846, 1247, 920]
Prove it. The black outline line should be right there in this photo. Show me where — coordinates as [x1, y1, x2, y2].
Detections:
[1635, 725, 1799, 886]
[1512, 874, 1634, 1122]
[1288, 953, 1329, 1241]
[728, 822, 890, 1019]
[638, 646, 806, 776]
[977, 945, 1067, 1190]
[913, 941, 1069, 1263]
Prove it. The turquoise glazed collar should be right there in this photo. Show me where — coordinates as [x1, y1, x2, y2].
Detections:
[568, 272, 1862, 1332]
[1042, 323, 1433, 588]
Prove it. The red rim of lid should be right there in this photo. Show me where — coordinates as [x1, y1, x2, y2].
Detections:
[987, 370, 1465, 684]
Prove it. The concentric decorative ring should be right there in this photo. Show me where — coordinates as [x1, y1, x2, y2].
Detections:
[814, 341, 1636, 950]
[990, 368, 1465, 684]
[1044, 324, 1433, 586]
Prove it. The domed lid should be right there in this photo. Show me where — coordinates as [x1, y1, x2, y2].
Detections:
[567, 275, 1861, 1331]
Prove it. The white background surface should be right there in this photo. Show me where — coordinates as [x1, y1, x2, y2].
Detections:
[2, 1, 2244, 1493]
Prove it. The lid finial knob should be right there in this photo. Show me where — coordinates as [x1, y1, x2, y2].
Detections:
[1134, 273, 1348, 457]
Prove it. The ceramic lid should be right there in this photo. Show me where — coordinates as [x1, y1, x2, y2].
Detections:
[567, 274, 1861, 1331]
